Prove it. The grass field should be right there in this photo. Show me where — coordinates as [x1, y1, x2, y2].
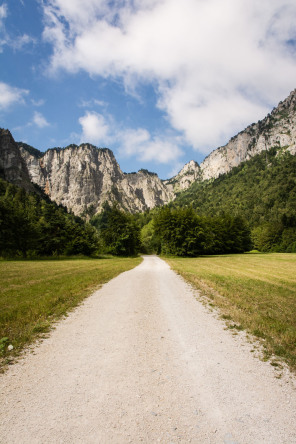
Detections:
[166, 253, 296, 372]
[0, 256, 141, 367]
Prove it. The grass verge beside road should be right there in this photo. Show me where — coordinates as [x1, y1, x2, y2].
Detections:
[0, 256, 141, 369]
[166, 253, 296, 372]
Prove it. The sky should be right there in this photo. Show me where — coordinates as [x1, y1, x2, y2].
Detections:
[1, 0, 296, 179]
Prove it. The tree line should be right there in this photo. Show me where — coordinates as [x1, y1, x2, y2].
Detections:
[0, 178, 252, 258]
[0, 179, 99, 257]
[141, 207, 251, 256]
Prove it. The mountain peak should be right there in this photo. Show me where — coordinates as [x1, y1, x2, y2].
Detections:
[200, 89, 296, 180]
[164, 160, 201, 192]
[0, 130, 35, 192]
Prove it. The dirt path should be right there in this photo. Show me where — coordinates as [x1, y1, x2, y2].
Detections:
[0, 256, 295, 443]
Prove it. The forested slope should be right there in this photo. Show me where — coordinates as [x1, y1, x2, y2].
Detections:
[0, 179, 100, 257]
[174, 148, 296, 252]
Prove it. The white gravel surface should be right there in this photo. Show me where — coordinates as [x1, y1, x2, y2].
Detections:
[0, 255, 296, 443]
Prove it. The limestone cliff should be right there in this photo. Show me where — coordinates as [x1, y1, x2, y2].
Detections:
[0, 129, 34, 192]
[167, 88, 296, 189]
[199, 89, 296, 180]
[164, 160, 201, 193]
[19, 143, 174, 215]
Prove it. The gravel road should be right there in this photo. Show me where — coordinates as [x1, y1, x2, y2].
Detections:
[0, 255, 296, 443]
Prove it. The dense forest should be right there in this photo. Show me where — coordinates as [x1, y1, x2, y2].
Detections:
[90, 205, 251, 257]
[173, 147, 296, 253]
[152, 207, 251, 256]
[0, 178, 252, 258]
[0, 179, 142, 258]
[90, 202, 141, 256]
[0, 179, 100, 257]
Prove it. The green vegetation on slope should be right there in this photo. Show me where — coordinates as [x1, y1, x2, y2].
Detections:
[0, 256, 141, 366]
[174, 148, 296, 252]
[0, 179, 100, 257]
[166, 254, 296, 371]
[0, 179, 142, 258]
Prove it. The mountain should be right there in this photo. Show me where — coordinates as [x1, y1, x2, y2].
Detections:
[0, 129, 34, 193]
[164, 160, 201, 192]
[173, 146, 296, 252]
[19, 142, 174, 215]
[168, 88, 296, 192]
[1, 88, 296, 216]
[199, 89, 296, 180]
[175, 146, 296, 222]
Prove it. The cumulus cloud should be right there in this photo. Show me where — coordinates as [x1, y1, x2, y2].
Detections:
[118, 128, 183, 164]
[33, 111, 50, 128]
[43, 0, 296, 153]
[0, 81, 28, 109]
[78, 110, 183, 165]
[79, 111, 111, 144]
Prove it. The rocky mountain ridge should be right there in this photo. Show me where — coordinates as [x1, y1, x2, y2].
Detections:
[18, 142, 174, 215]
[166, 88, 296, 192]
[164, 160, 201, 192]
[199, 88, 296, 181]
[1, 88, 296, 215]
[0, 129, 34, 193]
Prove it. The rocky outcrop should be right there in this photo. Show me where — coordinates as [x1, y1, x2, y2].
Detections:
[199, 89, 296, 180]
[19, 143, 174, 215]
[0, 129, 34, 192]
[166, 88, 296, 188]
[164, 160, 201, 193]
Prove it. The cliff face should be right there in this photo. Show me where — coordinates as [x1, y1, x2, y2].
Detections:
[166, 88, 296, 190]
[164, 160, 201, 193]
[199, 89, 296, 180]
[19, 143, 174, 215]
[0, 129, 34, 192]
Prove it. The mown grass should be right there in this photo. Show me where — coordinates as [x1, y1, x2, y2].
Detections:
[0, 256, 141, 367]
[165, 253, 296, 371]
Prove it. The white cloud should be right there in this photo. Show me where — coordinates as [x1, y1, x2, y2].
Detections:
[0, 81, 28, 109]
[118, 128, 183, 164]
[31, 98, 45, 107]
[78, 110, 183, 165]
[33, 111, 50, 128]
[0, 3, 36, 52]
[0, 3, 7, 51]
[79, 111, 110, 144]
[11, 33, 36, 50]
[79, 98, 107, 108]
[43, 0, 296, 153]
[0, 3, 7, 21]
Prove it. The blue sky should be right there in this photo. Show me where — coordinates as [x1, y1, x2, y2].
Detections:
[1, 0, 296, 179]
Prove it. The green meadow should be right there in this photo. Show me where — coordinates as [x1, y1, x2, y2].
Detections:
[166, 253, 296, 371]
[0, 256, 141, 367]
